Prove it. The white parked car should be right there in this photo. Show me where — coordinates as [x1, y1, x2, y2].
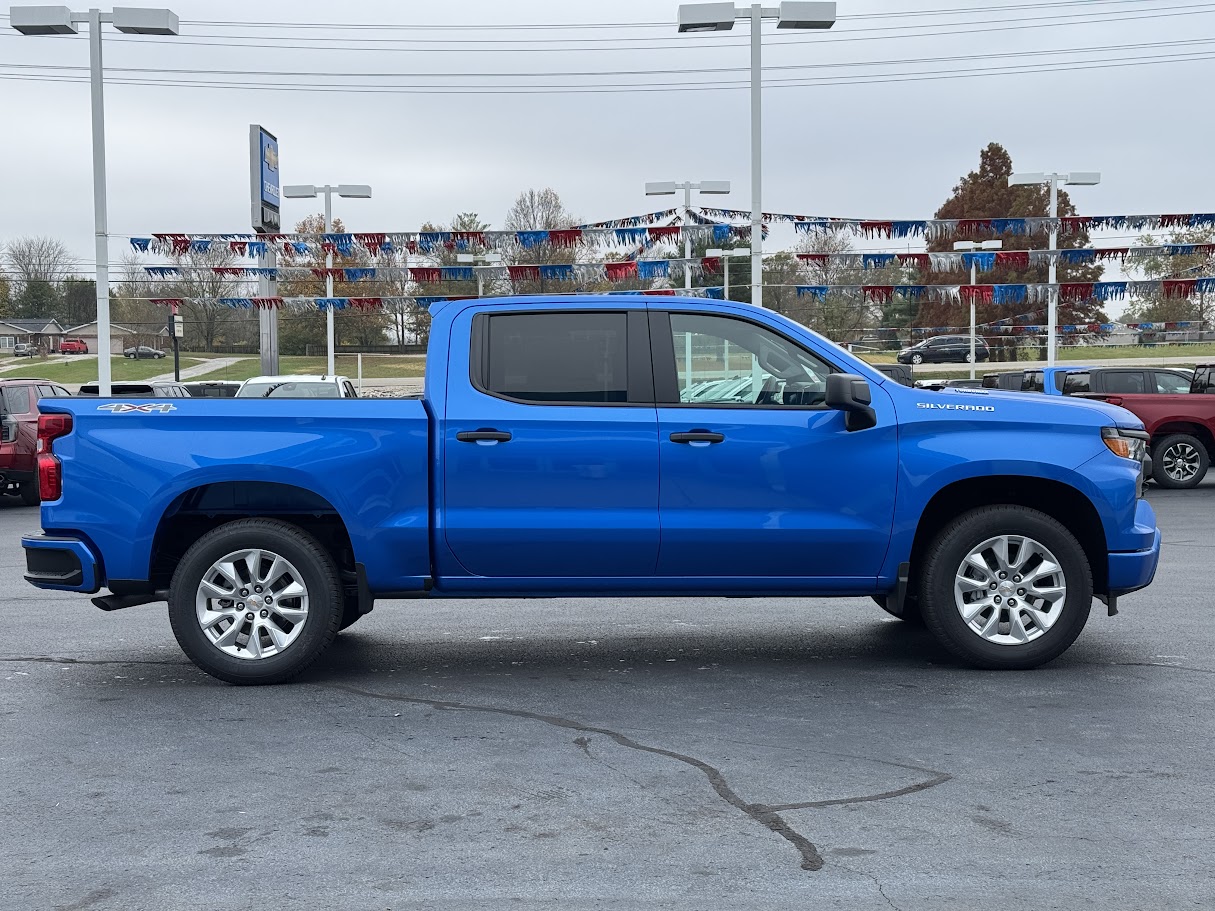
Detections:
[235, 375, 358, 398]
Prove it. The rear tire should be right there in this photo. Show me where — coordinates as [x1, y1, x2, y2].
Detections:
[168, 518, 343, 685]
[1152, 433, 1208, 489]
[19, 482, 40, 507]
[919, 506, 1092, 670]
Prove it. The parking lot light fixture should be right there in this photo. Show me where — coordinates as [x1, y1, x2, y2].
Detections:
[646, 180, 731, 291]
[9, 5, 180, 395]
[676, 2, 835, 308]
[456, 252, 504, 297]
[953, 239, 1004, 379]
[281, 183, 373, 374]
[1008, 170, 1101, 366]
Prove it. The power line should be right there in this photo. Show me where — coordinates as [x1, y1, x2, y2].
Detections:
[2, 47, 1211, 94]
[5, 35, 1212, 80]
[2, 4, 1211, 54]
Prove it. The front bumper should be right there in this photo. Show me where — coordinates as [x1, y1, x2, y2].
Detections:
[22, 534, 100, 593]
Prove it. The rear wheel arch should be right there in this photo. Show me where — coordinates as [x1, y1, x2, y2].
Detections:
[150, 481, 358, 591]
[909, 476, 1109, 596]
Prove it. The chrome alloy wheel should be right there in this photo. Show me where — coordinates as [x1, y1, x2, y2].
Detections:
[953, 534, 1067, 646]
[195, 548, 309, 660]
[1162, 442, 1202, 483]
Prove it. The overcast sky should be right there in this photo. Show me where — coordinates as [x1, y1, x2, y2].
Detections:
[1, 0, 1212, 288]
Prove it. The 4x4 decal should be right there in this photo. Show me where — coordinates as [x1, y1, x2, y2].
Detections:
[96, 403, 177, 413]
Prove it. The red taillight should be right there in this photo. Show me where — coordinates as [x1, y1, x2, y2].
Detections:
[36, 413, 72, 502]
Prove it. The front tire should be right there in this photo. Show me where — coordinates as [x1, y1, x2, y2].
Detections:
[168, 518, 343, 685]
[1152, 433, 1208, 489]
[910, 353, 923, 365]
[919, 507, 1092, 670]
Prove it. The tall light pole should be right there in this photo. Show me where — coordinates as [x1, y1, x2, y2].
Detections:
[705, 247, 751, 300]
[645, 180, 731, 291]
[1008, 170, 1101, 366]
[282, 184, 372, 376]
[678, 2, 836, 309]
[953, 239, 1002, 379]
[11, 5, 180, 396]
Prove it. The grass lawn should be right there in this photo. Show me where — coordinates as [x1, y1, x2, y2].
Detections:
[1056, 344, 1215, 362]
[7, 355, 202, 384]
[188, 355, 427, 382]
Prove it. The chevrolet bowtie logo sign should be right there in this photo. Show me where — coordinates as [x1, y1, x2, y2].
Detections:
[263, 143, 278, 171]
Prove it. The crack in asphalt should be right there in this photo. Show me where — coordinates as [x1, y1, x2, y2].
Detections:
[328, 682, 952, 873]
[0, 656, 189, 667]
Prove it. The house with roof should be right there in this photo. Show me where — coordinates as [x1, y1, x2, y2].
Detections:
[0, 318, 65, 355]
[62, 321, 145, 356]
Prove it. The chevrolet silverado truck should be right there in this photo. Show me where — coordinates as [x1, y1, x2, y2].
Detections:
[1079, 364, 1215, 488]
[23, 295, 1161, 684]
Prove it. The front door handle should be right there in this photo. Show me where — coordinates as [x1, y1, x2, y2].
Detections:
[457, 429, 512, 444]
[669, 431, 725, 444]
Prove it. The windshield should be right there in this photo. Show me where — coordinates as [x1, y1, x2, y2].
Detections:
[238, 381, 340, 399]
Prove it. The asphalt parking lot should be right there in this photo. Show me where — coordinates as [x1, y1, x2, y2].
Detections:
[1, 486, 1212, 911]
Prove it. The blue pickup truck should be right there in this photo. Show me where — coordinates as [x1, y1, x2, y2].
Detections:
[23, 295, 1161, 684]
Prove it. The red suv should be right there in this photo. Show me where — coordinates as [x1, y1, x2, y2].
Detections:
[59, 338, 89, 354]
[0, 378, 71, 505]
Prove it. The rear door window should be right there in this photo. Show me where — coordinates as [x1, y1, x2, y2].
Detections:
[2, 386, 31, 414]
[481, 312, 629, 404]
[1062, 373, 1090, 394]
[1021, 372, 1044, 393]
[1102, 371, 1146, 394]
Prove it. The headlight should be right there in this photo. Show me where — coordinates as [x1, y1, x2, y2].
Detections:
[1102, 426, 1148, 462]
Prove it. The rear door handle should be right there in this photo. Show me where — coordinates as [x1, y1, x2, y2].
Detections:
[456, 429, 512, 443]
[669, 431, 725, 444]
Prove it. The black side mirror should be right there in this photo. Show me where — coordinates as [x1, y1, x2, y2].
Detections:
[825, 373, 876, 431]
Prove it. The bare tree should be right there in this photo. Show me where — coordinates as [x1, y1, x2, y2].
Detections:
[4, 236, 78, 288]
[502, 189, 581, 296]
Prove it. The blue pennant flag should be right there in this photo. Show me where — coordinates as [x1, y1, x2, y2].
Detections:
[251, 267, 276, 277]
[961, 252, 997, 273]
[1164, 244, 1196, 256]
[991, 219, 1027, 235]
[441, 266, 474, 282]
[793, 220, 828, 234]
[703, 286, 725, 300]
[993, 285, 1028, 305]
[323, 234, 355, 256]
[614, 227, 647, 245]
[797, 286, 828, 300]
[189, 239, 212, 254]
[637, 260, 670, 280]
[418, 232, 450, 253]
[1094, 282, 1127, 301]
[290, 242, 310, 255]
[539, 264, 574, 281]
[1190, 214, 1215, 227]
[712, 224, 731, 244]
[1197, 277, 1215, 294]
[516, 231, 549, 248]
[317, 298, 348, 311]
[248, 241, 267, 258]
[130, 238, 152, 252]
[219, 298, 254, 309]
[146, 267, 179, 278]
[1059, 249, 1096, 265]
[894, 285, 925, 299]
[891, 221, 927, 238]
[343, 268, 375, 282]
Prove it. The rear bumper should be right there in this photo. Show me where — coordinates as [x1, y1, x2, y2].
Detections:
[22, 534, 100, 593]
[1107, 527, 1162, 596]
[0, 469, 34, 485]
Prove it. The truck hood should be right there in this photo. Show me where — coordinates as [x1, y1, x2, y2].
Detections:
[929, 386, 1145, 430]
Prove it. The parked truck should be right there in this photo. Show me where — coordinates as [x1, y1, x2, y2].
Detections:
[23, 295, 1161, 684]
[1079, 364, 1215, 488]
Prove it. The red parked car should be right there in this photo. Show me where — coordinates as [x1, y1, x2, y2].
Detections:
[1079, 363, 1215, 489]
[0, 377, 72, 505]
[59, 338, 89, 354]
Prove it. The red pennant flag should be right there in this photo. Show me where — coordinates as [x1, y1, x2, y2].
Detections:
[228, 241, 248, 256]
[356, 233, 387, 254]
[701, 257, 722, 274]
[348, 298, 381, 310]
[310, 268, 342, 280]
[798, 253, 829, 263]
[252, 297, 283, 309]
[957, 219, 993, 237]
[1059, 217, 1093, 234]
[860, 221, 893, 238]
[548, 229, 583, 247]
[604, 261, 638, 281]
[960, 285, 993, 303]
[649, 225, 682, 243]
[508, 265, 541, 282]
[451, 231, 486, 249]
[1163, 279, 1197, 298]
[866, 286, 896, 303]
[995, 251, 1030, 270]
[1095, 247, 1129, 261]
[1060, 282, 1095, 302]
[409, 267, 441, 283]
[896, 253, 931, 270]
